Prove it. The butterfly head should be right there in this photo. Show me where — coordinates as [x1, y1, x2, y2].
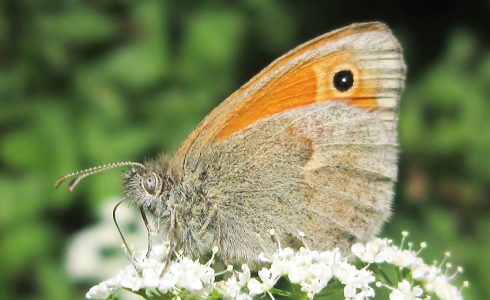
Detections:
[122, 155, 181, 211]
[123, 166, 163, 209]
[55, 155, 181, 214]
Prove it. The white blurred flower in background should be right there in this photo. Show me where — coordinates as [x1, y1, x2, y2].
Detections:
[65, 198, 148, 284]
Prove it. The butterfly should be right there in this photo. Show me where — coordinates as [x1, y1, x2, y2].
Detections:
[56, 22, 406, 266]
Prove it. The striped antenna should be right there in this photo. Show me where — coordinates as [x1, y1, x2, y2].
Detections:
[55, 161, 146, 192]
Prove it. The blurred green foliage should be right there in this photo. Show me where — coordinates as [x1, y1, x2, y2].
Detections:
[0, 0, 489, 299]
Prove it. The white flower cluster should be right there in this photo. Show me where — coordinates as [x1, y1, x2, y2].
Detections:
[86, 243, 216, 299]
[86, 231, 466, 300]
[245, 245, 375, 300]
[352, 232, 467, 300]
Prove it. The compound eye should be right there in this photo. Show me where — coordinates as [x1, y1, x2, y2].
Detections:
[143, 173, 159, 195]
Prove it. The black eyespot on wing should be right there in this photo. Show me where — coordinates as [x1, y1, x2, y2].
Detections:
[333, 70, 354, 92]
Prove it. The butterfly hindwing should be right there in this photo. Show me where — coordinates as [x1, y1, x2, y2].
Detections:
[198, 102, 398, 263]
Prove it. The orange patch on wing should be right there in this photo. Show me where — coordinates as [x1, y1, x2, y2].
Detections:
[216, 63, 318, 139]
[215, 51, 381, 140]
[177, 23, 389, 160]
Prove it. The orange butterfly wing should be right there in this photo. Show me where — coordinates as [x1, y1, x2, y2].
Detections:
[178, 22, 405, 167]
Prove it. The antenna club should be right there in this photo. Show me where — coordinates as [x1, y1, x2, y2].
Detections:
[54, 177, 65, 189]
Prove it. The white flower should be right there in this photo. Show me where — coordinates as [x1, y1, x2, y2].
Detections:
[171, 257, 215, 291]
[389, 280, 423, 300]
[428, 275, 464, 300]
[352, 238, 391, 263]
[86, 282, 113, 299]
[388, 249, 417, 269]
[247, 267, 281, 296]
[318, 248, 342, 266]
[158, 271, 178, 293]
[119, 265, 144, 291]
[238, 264, 251, 286]
[338, 265, 375, 300]
[215, 263, 251, 299]
[236, 294, 253, 300]
[215, 277, 241, 299]
[410, 257, 430, 280]
[286, 252, 310, 283]
[299, 263, 333, 298]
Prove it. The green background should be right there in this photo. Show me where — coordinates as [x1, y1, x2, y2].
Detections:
[0, 0, 489, 299]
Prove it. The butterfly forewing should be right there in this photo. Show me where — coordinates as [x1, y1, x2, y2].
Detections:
[178, 22, 405, 170]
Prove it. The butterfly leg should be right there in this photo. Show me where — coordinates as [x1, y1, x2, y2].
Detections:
[160, 203, 177, 277]
[198, 204, 218, 236]
[215, 218, 232, 267]
[139, 207, 153, 259]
